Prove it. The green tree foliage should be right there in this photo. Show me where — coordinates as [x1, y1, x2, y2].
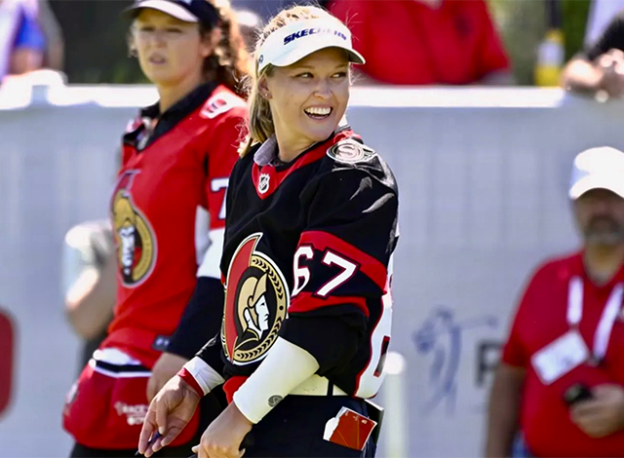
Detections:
[49, 0, 147, 83]
[487, 0, 591, 85]
[561, 0, 591, 60]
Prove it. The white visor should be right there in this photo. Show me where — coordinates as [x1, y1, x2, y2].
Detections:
[127, 0, 198, 22]
[569, 146, 624, 199]
[257, 18, 365, 74]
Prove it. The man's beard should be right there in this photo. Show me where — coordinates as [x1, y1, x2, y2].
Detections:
[584, 216, 624, 246]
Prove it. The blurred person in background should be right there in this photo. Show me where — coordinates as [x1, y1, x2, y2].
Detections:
[562, 10, 624, 99]
[0, 0, 46, 81]
[234, 8, 261, 52]
[485, 147, 624, 458]
[38, 0, 64, 71]
[61, 0, 249, 456]
[63, 158, 121, 374]
[585, 0, 624, 47]
[327, 0, 513, 86]
[63, 220, 116, 373]
[230, 0, 283, 22]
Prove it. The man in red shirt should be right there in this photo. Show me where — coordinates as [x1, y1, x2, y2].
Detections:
[485, 146, 624, 457]
[328, 0, 512, 85]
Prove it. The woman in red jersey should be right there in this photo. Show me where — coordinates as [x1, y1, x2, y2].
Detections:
[62, 1, 248, 457]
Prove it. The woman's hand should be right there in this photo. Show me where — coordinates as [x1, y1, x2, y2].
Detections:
[192, 402, 253, 458]
[147, 352, 188, 401]
[138, 375, 201, 457]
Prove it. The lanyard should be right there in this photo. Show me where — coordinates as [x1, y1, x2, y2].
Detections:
[567, 276, 624, 362]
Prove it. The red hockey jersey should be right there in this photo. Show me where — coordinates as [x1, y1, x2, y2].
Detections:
[103, 83, 247, 367]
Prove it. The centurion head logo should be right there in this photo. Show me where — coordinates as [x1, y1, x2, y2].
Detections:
[111, 171, 156, 287]
[238, 273, 271, 339]
[222, 233, 288, 365]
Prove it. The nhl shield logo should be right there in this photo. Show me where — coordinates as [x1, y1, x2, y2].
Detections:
[221, 233, 288, 366]
[258, 173, 270, 194]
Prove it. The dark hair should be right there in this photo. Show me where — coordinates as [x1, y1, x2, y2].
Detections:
[128, 0, 250, 95]
[201, 0, 250, 95]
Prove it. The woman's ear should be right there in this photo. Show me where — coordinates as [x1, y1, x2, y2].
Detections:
[128, 43, 138, 58]
[127, 29, 138, 58]
[259, 75, 271, 100]
[201, 27, 222, 58]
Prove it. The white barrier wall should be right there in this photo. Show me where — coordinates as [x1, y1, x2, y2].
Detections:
[2, 84, 624, 458]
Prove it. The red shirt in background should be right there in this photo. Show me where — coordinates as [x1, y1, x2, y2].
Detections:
[329, 0, 510, 85]
[502, 252, 624, 457]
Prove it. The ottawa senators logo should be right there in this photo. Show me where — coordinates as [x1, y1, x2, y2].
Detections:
[111, 171, 156, 287]
[221, 233, 288, 366]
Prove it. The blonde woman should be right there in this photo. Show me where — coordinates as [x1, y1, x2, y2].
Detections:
[139, 6, 399, 458]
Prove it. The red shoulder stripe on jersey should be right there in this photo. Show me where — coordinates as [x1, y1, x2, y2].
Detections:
[251, 149, 324, 200]
[299, 231, 388, 292]
[289, 292, 368, 316]
[251, 129, 355, 200]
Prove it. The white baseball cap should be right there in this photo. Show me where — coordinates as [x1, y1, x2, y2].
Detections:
[125, 0, 219, 27]
[256, 17, 365, 74]
[569, 146, 624, 199]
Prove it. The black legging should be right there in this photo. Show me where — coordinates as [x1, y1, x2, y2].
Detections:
[70, 387, 226, 458]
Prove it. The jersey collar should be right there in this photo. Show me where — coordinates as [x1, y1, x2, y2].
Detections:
[126, 82, 218, 151]
[253, 124, 353, 171]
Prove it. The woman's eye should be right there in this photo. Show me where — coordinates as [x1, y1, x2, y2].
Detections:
[333, 72, 348, 79]
[296, 72, 313, 79]
[166, 28, 183, 34]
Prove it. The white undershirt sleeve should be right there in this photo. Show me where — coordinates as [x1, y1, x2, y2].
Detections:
[232, 337, 320, 424]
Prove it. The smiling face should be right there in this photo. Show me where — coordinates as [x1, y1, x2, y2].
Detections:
[132, 9, 212, 88]
[262, 47, 350, 157]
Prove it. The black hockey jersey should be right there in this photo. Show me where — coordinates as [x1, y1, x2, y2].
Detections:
[201, 126, 399, 399]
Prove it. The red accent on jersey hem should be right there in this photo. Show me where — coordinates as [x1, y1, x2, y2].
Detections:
[0, 310, 14, 417]
[289, 292, 368, 317]
[178, 368, 205, 397]
[224, 376, 248, 404]
[374, 336, 391, 377]
[299, 231, 388, 292]
[354, 285, 389, 394]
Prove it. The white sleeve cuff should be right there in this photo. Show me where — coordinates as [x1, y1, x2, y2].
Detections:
[233, 337, 320, 424]
[183, 357, 225, 395]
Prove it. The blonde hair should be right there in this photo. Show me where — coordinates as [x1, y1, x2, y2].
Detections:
[239, 5, 340, 157]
